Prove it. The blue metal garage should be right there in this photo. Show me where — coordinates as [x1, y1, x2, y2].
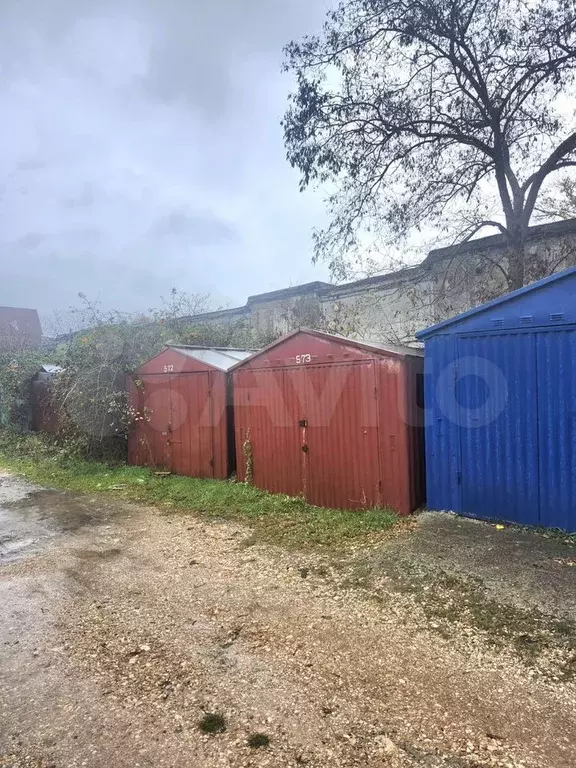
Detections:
[417, 266, 576, 532]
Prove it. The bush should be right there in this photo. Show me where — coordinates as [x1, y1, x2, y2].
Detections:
[2, 290, 275, 463]
[0, 349, 48, 429]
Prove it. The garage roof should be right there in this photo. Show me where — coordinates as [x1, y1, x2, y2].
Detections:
[167, 345, 255, 371]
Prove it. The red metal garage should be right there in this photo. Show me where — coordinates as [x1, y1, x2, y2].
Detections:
[231, 329, 425, 514]
[128, 346, 254, 479]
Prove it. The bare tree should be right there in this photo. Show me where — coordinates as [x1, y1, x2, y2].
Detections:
[537, 176, 576, 220]
[283, 0, 576, 289]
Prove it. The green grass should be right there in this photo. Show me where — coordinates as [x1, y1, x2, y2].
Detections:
[247, 733, 270, 748]
[198, 713, 227, 734]
[0, 430, 400, 550]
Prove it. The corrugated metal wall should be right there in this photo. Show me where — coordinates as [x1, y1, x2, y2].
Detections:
[305, 362, 380, 509]
[128, 349, 233, 479]
[420, 267, 576, 532]
[423, 335, 461, 513]
[456, 334, 540, 526]
[536, 330, 576, 530]
[233, 330, 425, 514]
[234, 368, 303, 496]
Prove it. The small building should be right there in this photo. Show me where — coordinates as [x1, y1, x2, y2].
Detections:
[0, 307, 42, 351]
[127, 345, 254, 478]
[417, 266, 576, 532]
[231, 329, 425, 514]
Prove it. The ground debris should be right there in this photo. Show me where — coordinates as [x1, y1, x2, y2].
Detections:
[1, 476, 575, 768]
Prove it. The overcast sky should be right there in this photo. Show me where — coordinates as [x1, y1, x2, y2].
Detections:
[0, 0, 333, 321]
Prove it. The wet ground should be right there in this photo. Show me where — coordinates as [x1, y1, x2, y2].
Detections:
[0, 472, 114, 564]
[1, 472, 575, 768]
[373, 510, 576, 619]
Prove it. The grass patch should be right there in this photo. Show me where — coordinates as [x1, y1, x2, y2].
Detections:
[247, 733, 270, 748]
[199, 713, 227, 734]
[0, 430, 400, 551]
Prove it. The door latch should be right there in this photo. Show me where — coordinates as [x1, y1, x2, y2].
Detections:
[299, 419, 308, 428]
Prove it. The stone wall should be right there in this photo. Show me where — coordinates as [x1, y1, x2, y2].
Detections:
[183, 219, 576, 346]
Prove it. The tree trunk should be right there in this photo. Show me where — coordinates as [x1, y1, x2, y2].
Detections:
[507, 238, 526, 291]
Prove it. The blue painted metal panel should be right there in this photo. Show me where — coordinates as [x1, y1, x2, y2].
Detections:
[536, 330, 576, 532]
[421, 267, 576, 531]
[423, 335, 462, 513]
[456, 334, 540, 526]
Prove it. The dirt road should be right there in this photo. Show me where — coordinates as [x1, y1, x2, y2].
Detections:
[1, 472, 575, 768]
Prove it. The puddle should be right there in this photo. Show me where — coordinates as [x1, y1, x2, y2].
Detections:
[0, 473, 113, 565]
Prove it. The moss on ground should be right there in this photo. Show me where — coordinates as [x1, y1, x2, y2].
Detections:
[346, 553, 576, 681]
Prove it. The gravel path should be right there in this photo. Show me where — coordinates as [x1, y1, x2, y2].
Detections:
[1, 473, 575, 768]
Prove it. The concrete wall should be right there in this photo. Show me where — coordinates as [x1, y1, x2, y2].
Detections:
[183, 220, 576, 346]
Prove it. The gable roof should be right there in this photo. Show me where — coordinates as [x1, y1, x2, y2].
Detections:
[229, 327, 422, 371]
[167, 345, 255, 371]
[416, 265, 576, 339]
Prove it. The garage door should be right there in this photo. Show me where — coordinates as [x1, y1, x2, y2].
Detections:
[456, 334, 540, 525]
[537, 330, 576, 531]
[304, 363, 380, 509]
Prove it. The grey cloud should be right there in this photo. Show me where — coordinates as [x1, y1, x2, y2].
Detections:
[0, 0, 331, 320]
[64, 184, 99, 210]
[149, 210, 238, 245]
[16, 233, 45, 249]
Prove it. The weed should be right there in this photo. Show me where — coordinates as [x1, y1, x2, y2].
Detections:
[359, 553, 576, 680]
[247, 733, 270, 748]
[199, 713, 226, 734]
[0, 430, 400, 551]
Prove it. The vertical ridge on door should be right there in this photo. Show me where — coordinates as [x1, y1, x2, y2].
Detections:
[536, 329, 576, 531]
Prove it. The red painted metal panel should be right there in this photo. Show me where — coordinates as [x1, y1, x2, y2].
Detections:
[129, 364, 233, 479]
[232, 330, 425, 514]
[234, 368, 303, 495]
[236, 329, 406, 370]
[129, 372, 216, 476]
[168, 372, 214, 477]
[130, 375, 173, 470]
[0, 306, 42, 351]
[209, 374, 229, 480]
[138, 348, 216, 375]
[305, 363, 380, 509]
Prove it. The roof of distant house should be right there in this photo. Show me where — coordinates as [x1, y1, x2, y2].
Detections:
[0, 306, 42, 347]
